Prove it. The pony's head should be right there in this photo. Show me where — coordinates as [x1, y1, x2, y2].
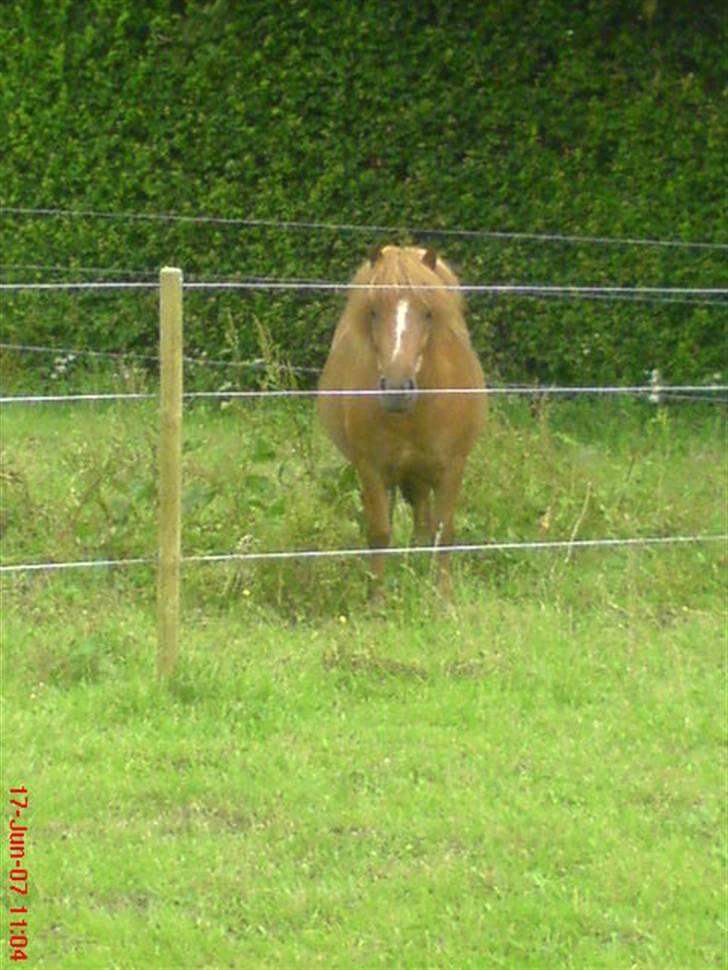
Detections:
[352, 245, 462, 413]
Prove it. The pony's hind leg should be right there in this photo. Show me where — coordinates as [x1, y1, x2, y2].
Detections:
[431, 459, 467, 597]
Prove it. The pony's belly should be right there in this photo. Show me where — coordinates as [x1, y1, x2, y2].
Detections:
[343, 395, 481, 484]
[380, 441, 440, 488]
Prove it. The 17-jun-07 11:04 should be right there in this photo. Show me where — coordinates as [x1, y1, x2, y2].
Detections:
[8, 787, 29, 962]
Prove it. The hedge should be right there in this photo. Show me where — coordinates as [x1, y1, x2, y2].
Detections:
[1, 0, 725, 386]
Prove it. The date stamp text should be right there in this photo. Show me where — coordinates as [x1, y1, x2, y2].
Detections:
[8, 787, 28, 962]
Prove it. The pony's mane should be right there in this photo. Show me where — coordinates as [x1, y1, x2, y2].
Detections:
[349, 246, 468, 337]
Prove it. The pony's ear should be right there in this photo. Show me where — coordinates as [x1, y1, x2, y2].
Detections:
[422, 248, 438, 270]
[368, 244, 383, 265]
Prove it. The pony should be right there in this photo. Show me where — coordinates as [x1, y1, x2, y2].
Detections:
[318, 245, 485, 597]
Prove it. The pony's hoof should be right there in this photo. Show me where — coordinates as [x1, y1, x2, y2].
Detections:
[367, 586, 385, 608]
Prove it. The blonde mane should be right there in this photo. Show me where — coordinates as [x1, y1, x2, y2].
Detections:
[347, 246, 469, 339]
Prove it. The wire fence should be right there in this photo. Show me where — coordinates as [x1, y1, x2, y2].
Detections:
[3, 274, 724, 401]
[1, 263, 726, 578]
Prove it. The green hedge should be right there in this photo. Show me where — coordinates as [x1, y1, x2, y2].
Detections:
[1, 0, 725, 385]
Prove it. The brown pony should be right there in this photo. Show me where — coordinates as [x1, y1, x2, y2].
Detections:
[318, 245, 485, 596]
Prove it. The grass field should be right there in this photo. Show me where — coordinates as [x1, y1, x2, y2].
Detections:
[1, 392, 726, 968]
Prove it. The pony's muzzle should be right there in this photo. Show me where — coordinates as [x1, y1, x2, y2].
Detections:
[379, 376, 417, 413]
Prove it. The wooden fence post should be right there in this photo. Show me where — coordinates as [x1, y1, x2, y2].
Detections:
[157, 267, 183, 678]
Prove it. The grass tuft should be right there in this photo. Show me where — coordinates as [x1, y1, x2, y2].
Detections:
[1, 394, 726, 967]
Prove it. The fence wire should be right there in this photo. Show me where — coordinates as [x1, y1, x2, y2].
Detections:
[1, 280, 727, 304]
[0, 341, 321, 375]
[1, 534, 725, 575]
[2, 385, 727, 406]
[3, 206, 727, 251]
[0, 262, 158, 279]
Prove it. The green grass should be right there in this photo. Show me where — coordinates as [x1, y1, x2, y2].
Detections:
[1, 395, 726, 968]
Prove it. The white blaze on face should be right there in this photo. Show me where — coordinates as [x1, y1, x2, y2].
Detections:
[392, 299, 410, 361]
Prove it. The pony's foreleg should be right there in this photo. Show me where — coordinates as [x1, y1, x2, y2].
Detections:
[431, 460, 466, 597]
[358, 465, 391, 599]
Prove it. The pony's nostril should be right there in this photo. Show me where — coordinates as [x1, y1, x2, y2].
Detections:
[379, 376, 387, 391]
[404, 378, 416, 393]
